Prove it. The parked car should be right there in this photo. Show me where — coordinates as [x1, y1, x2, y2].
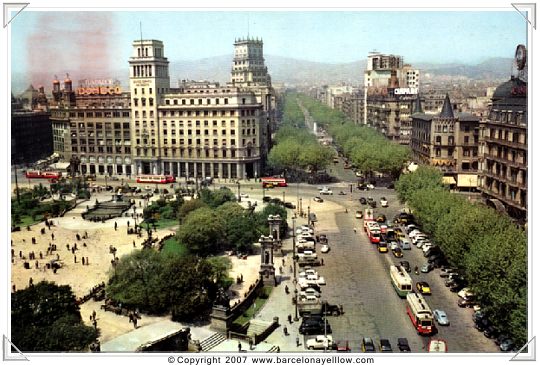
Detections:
[335, 340, 351, 352]
[400, 260, 411, 272]
[320, 244, 330, 253]
[299, 318, 332, 335]
[399, 237, 412, 250]
[397, 338, 411, 352]
[299, 288, 322, 298]
[500, 338, 515, 352]
[484, 326, 499, 339]
[355, 210, 363, 219]
[416, 281, 431, 295]
[379, 339, 393, 352]
[313, 196, 324, 203]
[369, 200, 377, 208]
[420, 262, 434, 273]
[458, 296, 478, 308]
[320, 188, 333, 195]
[361, 337, 376, 352]
[433, 309, 449, 326]
[284, 202, 296, 209]
[359, 197, 367, 205]
[306, 335, 333, 350]
[458, 288, 474, 299]
[380, 197, 389, 207]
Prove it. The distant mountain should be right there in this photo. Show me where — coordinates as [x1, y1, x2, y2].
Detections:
[11, 56, 514, 94]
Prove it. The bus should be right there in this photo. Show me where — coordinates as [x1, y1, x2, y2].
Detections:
[25, 170, 61, 179]
[406, 293, 435, 335]
[389, 265, 413, 297]
[136, 175, 175, 184]
[366, 223, 381, 243]
[261, 177, 288, 188]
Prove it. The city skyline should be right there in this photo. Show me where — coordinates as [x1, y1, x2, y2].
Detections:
[11, 10, 526, 90]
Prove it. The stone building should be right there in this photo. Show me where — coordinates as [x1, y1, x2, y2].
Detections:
[411, 94, 480, 188]
[478, 45, 527, 222]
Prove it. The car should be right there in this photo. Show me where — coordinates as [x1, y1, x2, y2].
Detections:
[369, 200, 377, 208]
[320, 188, 333, 195]
[284, 202, 296, 209]
[313, 196, 324, 203]
[355, 171, 363, 177]
[338, 191, 346, 195]
[300, 294, 320, 303]
[420, 262, 434, 273]
[355, 210, 363, 219]
[444, 276, 463, 287]
[376, 214, 386, 223]
[500, 338, 515, 352]
[379, 339, 392, 352]
[320, 244, 330, 253]
[457, 296, 478, 308]
[335, 340, 351, 352]
[392, 247, 403, 258]
[380, 197, 389, 207]
[422, 244, 435, 255]
[306, 335, 333, 350]
[357, 183, 370, 191]
[239, 193, 249, 198]
[474, 318, 490, 331]
[394, 227, 405, 238]
[416, 281, 431, 295]
[299, 319, 332, 335]
[449, 281, 465, 292]
[389, 241, 399, 251]
[458, 288, 474, 299]
[359, 197, 367, 205]
[361, 337, 376, 352]
[299, 288, 322, 298]
[399, 237, 412, 250]
[433, 309, 449, 326]
[262, 196, 271, 203]
[484, 326, 499, 339]
[300, 269, 319, 278]
[400, 260, 411, 272]
[397, 338, 411, 352]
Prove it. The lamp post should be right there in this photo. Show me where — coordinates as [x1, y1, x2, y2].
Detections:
[236, 180, 241, 202]
[292, 215, 299, 321]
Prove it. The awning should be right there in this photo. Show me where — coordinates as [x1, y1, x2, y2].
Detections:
[442, 176, 457, 185]
[457, 174, 478, 187]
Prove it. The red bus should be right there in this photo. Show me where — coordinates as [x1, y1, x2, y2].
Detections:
[136, 175, 175, 184]
[25, 170, 61, 179]
[261, 177, 288, 188]
[406, 293, 435, 335]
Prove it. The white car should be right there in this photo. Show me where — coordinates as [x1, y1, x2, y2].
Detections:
[300, 294, 320, 303]
[380, 197, 389, 207]
[355, 171, 363, 177]
[390, 241, 399, 251]
[416, 240, 431, 249]
[422, 243, 434, 253]
[239, 193, 249, 198]
[399, 237, 412, 250]
[320, 188, 333, 195]
[355, 210, 363, 219]
[321, 244, 330, 253]
[306, 335, 333, 350]
[458, 288, 474, 299]
[300, 287, 321, 298]
[299, 275, 326, 286]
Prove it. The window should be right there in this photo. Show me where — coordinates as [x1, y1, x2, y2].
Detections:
[464, 136, 469, 144]
[435, 148, 441, 157]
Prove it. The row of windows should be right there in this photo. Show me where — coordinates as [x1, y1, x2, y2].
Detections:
[69, 111, 130, 118]
[165, 98, 229, 106]
[159, 109, 257, 117]
[70, 122, 130, 130]
[489, 110, 526, 125]
[136, 147, 256, 159]
[71, 138, 130, 145]
[136, 138, 256, 147]
[132, 98, 154, 107]
[133, 87, 153, 95]
[135, 119, 256, 128]
[72, 146, 131, 154]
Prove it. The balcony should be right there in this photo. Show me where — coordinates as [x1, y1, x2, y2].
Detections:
[483, 135, 527, 150]
[485, 154, 526, 169]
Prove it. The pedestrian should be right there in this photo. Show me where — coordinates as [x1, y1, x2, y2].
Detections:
[76, 233, 81, 241]
[93, 319, 98, 329]
[19, 251, 22, 258]
[133, 240, 136, 248]
[35, 261, 39, 269]
[39, 252, 43, 259]
[31, 237, 36, 244]
[114, 221, 118, 231]
[238, 342, 242, 352]
[74, 255, 77, 263]
[51, 233, 54, 240]
[132, 316, 138, 329]
[321, 258, 324, 266]
[29, 277, 33, 286]
[82, 257, 85, 265]
[84, 231, 88, 239]
[282, 258, 285, 266]
[127, 221, 130, 227]
[66, 244, 70, 251]
[86, 257, 89, 265]
[288, 314, 292, 323]
[296, 336, 301, 347]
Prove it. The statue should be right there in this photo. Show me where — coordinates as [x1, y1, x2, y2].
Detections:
[214, 287, 230, 309]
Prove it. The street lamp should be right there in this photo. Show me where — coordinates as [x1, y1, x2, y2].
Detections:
[236, 180, 241, 202]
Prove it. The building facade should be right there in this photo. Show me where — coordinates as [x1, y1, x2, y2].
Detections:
[478, 45, 527, 222]
[11, 86, 53, 165]
[50, 78, 133, 175]
[411, 94, 480, 187]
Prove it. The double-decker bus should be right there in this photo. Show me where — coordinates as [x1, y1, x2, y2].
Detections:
[136, 175, 175, 184]
[25, 170, 62, 179]
[261, 177, 288, 188]
[390, 265, 413, 297]
[406, 292, 435, 335]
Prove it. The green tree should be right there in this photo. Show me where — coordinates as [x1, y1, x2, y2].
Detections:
[11, 282, 97, 352]
[199, 188, 236, 208]
[178, 199, 207, 223]
[176, 207, 225, 255]
[216, 202, 260, 252]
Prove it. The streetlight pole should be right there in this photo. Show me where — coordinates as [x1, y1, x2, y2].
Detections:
[292, 215, 299, 321]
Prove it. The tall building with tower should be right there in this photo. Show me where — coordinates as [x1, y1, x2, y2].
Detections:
[128, 40, 170, 175]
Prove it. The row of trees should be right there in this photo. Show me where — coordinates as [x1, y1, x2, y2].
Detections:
[395, 166, 527, 346]
[297, 94, 410, 178]
[268, 94, 334, 175]
[12, 185, 73, 226]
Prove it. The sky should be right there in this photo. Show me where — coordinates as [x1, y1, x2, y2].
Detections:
[10, 10, 526, 88]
